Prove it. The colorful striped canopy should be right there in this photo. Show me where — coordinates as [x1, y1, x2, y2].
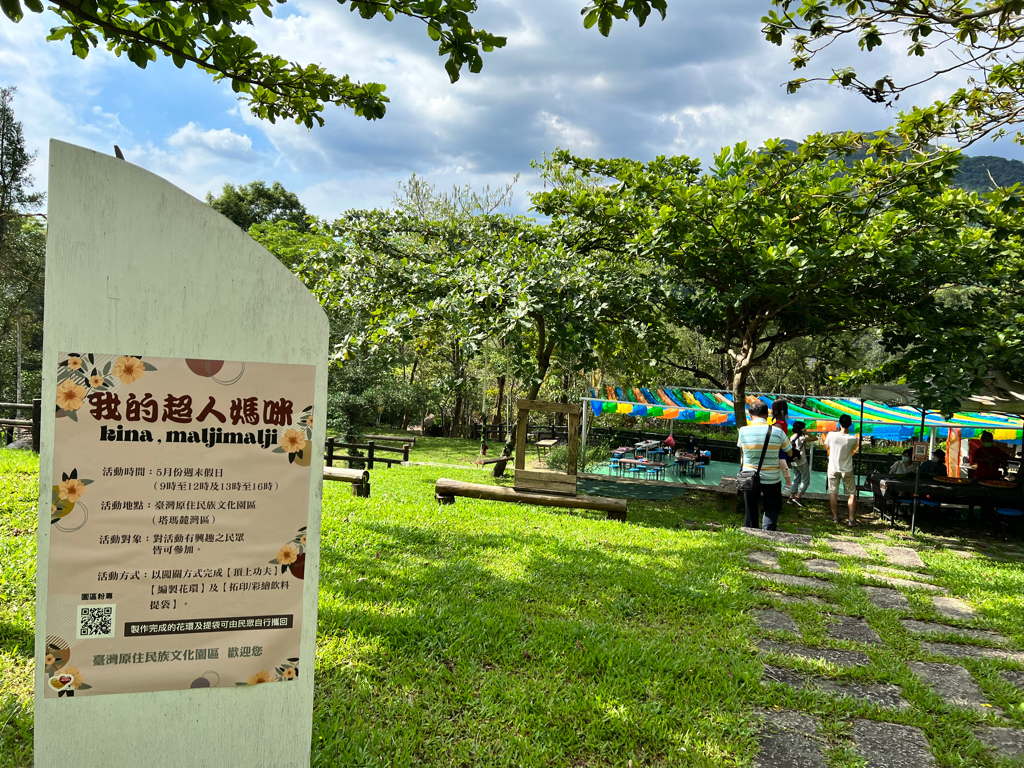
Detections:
[588, 387, 1024, 441]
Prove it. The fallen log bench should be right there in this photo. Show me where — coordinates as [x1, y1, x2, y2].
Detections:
[434, 477, 627, 521]
[323, 466, 371, 497]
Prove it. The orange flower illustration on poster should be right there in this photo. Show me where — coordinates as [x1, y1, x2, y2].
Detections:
[55, 353, 157, 421]
[272, 405, 314, 465]
[51, 468, 93, 530]
[270, 527, 307, 578]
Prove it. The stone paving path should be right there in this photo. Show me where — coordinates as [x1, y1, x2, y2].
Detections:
[975, 727, 1024, 760]
[753, 572, 831, 590]
[901, 619, 1008, 644]
[825, 538, 869, 558]
[1001, 670, 1024, 690]
[803, 558, 841, 574]
[748, 550, 781, 570]
[742, 527, 814, 546]
[762, 665, 909, 709]
[770, 593, 826, 607]
[876, 545, 926, 569]
[932, 596, 975, 620]
[758, 639, 871, 667]
[827, 615, 881, 644]
[908, 661, 1003, 714]
[754, 710, 827, 768]
[744, 531, 1024, 767]
[864, 564, 935, 583]
[920, 641, 1024, 663]
[863, 572, 947, 594]
[852, 720, 936, 767]
[753, 609, 799, 634]
[862, 586, 911, 611]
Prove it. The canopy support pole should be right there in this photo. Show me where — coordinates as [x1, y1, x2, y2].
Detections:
[856, 398, 865, 494]
[580, 398, 588, 455]
[911, 408, 926, 535]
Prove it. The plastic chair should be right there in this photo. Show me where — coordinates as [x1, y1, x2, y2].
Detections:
[997, 507, 1023, 537]
[608, 459, 620, 476]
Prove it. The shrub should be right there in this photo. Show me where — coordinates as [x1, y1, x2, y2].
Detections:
[546, 442, 611, 473]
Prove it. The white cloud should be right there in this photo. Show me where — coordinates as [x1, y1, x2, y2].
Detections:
[167, 122, 255, 159]
[537, 111, 598, 153]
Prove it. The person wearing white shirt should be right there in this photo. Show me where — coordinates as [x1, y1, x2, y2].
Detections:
[824, 414, 860, 525]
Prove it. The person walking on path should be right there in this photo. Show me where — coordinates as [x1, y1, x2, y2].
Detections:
[771, 400, 793, 490]
[824, 414, 860, 525]
[786, 421, 817, 507]
[737, 401, 792, 531]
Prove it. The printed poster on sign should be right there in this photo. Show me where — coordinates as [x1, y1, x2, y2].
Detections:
[44, 353, 316, 697]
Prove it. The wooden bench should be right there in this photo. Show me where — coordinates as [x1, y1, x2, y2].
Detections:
[434, 478, 626, 521]
[714, 477, 740, 512]
[323, 466, 371, 497]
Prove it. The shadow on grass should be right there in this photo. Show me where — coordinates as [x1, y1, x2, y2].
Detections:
[0, 620, 32, 659]
[310, 519, 761, 765]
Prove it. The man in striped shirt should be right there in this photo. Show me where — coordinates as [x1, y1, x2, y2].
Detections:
[737, 401, 793, 530]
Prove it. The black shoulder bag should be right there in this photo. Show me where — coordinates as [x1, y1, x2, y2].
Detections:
[737, 427, 773, 493]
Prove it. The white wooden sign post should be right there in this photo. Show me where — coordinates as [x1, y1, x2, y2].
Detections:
[35, 141, 328, 767]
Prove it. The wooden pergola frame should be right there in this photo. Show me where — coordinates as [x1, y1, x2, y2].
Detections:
[513, 399, 581, 496]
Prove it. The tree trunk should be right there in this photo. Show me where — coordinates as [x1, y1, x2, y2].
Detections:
[401, 357, 418, 430]
[556, 369, 569, 427]
[732, 365, 750, 428]
[451, 393, 464, 438]
[492, 375, 505, 426]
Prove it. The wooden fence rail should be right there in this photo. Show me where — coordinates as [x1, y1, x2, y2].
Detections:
[324, 437, 410, 469]
[0, 399, 41, 452]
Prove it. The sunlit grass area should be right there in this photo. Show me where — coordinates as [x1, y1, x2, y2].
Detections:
[3, 446, 1024, 766]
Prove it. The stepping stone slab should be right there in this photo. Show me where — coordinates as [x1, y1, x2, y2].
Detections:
[748, 551, 781, 570]
[901, 619, 1008, 644]
[754, 609, 799, 634]
[754, 710, 827, 768]
[828, 615, 882, 645]
[804, 559, 841, 574]
[862, 586, 911, 611]
[753, 572, 832, 590]
[758, 640, 870, 667]
[825, 538, 870, 558]
[932, 596, 976, 620]
[946, 549, 976, 559]
[864, 573, 947, 594]
[771, 594, 826, 607]
[920, 641, 1024, 663]
[762, 665, 909, 709]
[1001, 670, 1024, 690]
[909, 661, 1002, 714]
[975, 727, 1024, 760]
[743, 527, 813, 546]
[852, 720, 936, 767]
[864, 565, 935, 582]
[877, 546, 925, 569]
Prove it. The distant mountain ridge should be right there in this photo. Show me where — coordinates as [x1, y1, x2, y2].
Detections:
[776, 138, 1024, 193]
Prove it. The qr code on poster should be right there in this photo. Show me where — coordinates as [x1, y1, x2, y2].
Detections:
[77, 604, 116, 639]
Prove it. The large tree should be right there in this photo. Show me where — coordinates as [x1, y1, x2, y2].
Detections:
[5, 0, 666, 127]
[762, 0, 1024, 144]
[207, 180, 309, 231]
[533, 132, 1009, 426]
[0, 87, 45, 407]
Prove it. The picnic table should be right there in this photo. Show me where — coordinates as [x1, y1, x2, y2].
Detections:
[618, 458, 667, 480]
[535, 438, 559, 461]
[634, 440, 661, 458]
[873, 472, 1023, 532]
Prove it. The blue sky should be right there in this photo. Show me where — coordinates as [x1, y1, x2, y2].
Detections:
[2, 0, 1020, 219]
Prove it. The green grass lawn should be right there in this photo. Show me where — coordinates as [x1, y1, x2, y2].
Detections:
[3, 446, 1024, 766]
